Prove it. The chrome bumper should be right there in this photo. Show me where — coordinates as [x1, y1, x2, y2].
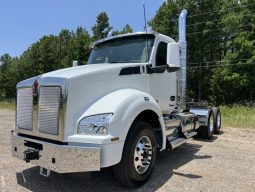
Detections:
[11, 133, 100, 173]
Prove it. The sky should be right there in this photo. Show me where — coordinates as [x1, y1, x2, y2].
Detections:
[0, 0, 164, 57]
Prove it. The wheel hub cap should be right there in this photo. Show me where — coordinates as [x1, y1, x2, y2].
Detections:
[134, 136, 153, 174]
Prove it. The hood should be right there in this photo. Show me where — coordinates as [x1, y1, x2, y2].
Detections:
[40, 63, 137, 80]
[17, 63, 142, 88]
[16, 62, 148, 141]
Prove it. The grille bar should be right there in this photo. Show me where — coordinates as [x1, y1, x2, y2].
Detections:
[17, 88, 33, 130]
[38, 86, 61, 135]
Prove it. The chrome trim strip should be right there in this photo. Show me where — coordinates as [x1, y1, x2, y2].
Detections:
[33, 85, 39, 132]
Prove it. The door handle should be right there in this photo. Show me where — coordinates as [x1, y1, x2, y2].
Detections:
[170, 96, 176, 101]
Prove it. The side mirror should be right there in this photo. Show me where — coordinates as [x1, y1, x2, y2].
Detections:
[167, 43, 180, 70]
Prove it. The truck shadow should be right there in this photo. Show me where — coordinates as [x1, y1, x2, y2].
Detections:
[193, 135, 219, 143]
[16, 142, 211, 192]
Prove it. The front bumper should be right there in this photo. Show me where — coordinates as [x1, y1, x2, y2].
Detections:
[11, 133, 100, 173]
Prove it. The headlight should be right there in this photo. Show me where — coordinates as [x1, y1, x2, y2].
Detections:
[78, 113, 113, 135]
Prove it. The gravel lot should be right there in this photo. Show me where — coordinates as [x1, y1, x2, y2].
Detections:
[0, 109, 255, 192]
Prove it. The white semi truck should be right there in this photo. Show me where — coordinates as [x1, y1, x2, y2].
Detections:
[11, 9, 221, 188]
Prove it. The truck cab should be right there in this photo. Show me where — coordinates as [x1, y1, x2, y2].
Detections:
[88, 31, 179, 113]
[11, 10, 221, 188]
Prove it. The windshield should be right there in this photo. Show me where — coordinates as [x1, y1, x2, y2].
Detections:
[87, 35, 155, 64]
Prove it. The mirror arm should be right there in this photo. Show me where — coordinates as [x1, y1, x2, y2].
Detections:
[167, 66, 180, 72]
[146, 65, 179, 74]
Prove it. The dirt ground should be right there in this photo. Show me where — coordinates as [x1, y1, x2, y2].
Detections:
[0, 109, 255, 192]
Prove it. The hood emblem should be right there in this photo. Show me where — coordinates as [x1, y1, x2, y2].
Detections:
[33, 80, 39, 105]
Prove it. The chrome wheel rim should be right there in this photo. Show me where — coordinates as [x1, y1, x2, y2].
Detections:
[209, 115, 214, 132]
[134, 136, 153, 175]
[217, 113, 221, 128]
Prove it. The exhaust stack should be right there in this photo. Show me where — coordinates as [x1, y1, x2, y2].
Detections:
[178, 9, 188, 110]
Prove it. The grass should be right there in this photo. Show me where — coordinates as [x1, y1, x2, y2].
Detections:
[0, 101, 15, 109]
[221, 105, 255, 128]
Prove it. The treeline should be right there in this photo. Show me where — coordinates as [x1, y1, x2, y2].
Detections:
[0, 0, 254, 105]
[151, 0, 254, 105]
[0, 12, 132, 100]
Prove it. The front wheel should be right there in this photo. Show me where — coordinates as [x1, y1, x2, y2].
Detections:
[113, 121, 157, 188]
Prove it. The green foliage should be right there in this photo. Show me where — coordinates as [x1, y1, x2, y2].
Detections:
[151, 0, 255, 105]
[92, 12, 111, 40]
[0, 28, 92, 99]
[1, 2, 253, 106]
[221, 105, 255, 128]
[115, 24, 133, 35]
[120, 24, 133, 34]
[0, 101, 15, 109]
[0, 54, 13, 71]
[0, 54, 16, 99]
[62, 27, 92, 66]
[0, 12, 133, 100]
[210, 0, 255, 104]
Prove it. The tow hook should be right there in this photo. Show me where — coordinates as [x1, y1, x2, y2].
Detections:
[23, 148, 40, 163]
[40, 167, 51, 177]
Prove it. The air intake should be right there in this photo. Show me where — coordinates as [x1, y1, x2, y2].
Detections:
[38, 86, 61, 135]
[17, 88, 33, 130]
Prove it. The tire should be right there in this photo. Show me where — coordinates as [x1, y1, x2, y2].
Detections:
[212, 107, 221, 134]
[113, 121, 157, 188]
[198, 109, 215, 139]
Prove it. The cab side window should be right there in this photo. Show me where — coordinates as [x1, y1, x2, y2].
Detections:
[156, 42, 167, 66]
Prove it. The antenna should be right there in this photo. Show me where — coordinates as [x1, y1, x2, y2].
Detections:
[143, 3, 147, 32]
[143, 3, 150, 62]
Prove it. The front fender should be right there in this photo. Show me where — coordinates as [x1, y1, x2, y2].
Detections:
[78, 89, 162, 139]
[67, 89, 165, 167]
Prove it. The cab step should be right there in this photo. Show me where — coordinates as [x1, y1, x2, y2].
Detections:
[184, 131, 197, 139]
[168, 137, 187, 149]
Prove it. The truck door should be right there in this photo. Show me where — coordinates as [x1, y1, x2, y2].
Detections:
[148, 41, 178, 114]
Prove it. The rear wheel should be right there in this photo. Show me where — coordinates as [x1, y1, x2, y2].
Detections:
[113, 121, 157, 188]
[212, 107, 221, 134]
[198, 109, 215, 139]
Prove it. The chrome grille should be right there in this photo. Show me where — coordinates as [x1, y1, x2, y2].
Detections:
[38, 86, 61, 135]
[17, 88, 33, 130]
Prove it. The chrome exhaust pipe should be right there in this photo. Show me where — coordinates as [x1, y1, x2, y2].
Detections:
[178, 9, 188, 110]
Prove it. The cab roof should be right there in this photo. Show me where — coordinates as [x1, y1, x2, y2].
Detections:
[91, 31, 177, 47]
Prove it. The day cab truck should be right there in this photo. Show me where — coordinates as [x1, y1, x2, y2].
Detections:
[11, 9, 221, 188]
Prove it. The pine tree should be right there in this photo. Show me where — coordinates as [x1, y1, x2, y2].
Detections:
[92, 12, 111, 40]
